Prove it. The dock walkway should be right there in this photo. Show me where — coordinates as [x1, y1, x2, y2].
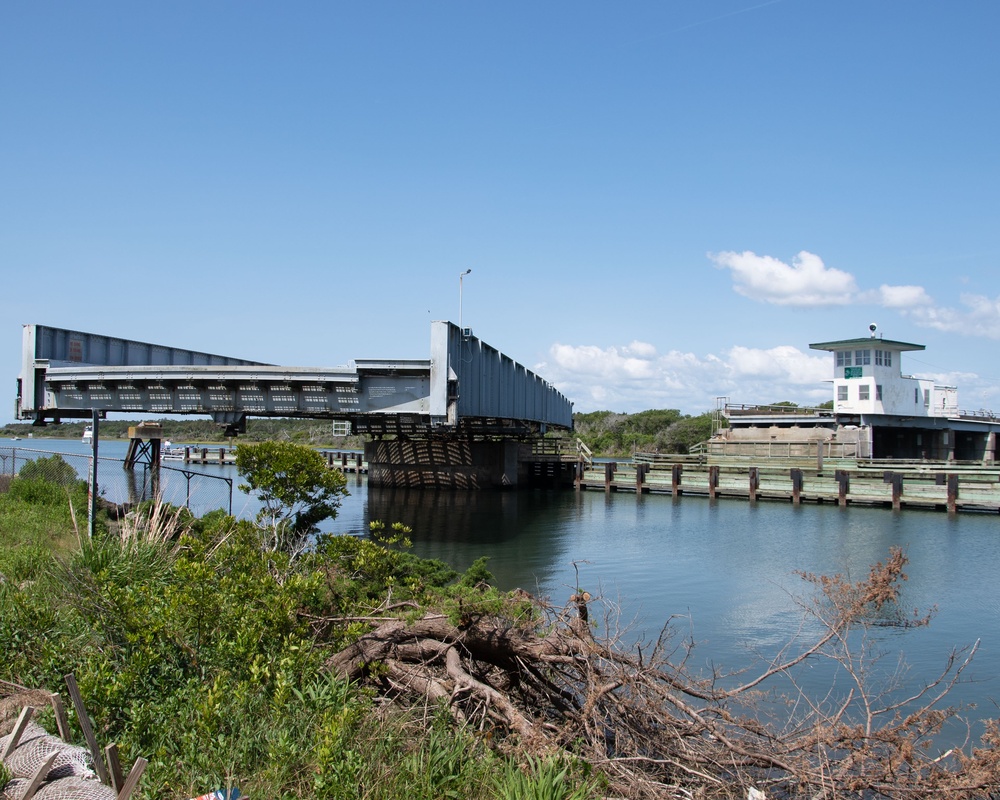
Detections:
[577, 454, 1000, 513]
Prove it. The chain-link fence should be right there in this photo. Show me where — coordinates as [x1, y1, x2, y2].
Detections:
[0, 446, 233, 518]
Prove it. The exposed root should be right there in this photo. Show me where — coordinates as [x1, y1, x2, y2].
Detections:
[322, 549, 1000, 799]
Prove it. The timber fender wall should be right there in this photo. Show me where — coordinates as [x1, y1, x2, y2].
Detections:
[577, 459, 1000, 513]
[365, 440, 525, 489]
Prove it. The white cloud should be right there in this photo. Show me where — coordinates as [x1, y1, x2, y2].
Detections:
[709, 250, 940, 315]
[875, 284, 934, 308]
[727, 345, 830, 384]
[540, 340, 832, 413]
[906, 293, 1000, 339]
[710, 250, 857, 306]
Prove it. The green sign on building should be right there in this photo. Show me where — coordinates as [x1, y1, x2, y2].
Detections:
[845, 367, 862, 379]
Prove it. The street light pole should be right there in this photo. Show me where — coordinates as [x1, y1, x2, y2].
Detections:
[459, 268, 472, 330]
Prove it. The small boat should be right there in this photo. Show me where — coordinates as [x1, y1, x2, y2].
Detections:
[82, 425, 93, 444]
[162, 446, 186, 461]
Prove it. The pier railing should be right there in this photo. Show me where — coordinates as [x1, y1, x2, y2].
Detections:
[724, 403, 833, 417]
[530, 437, 593, 466]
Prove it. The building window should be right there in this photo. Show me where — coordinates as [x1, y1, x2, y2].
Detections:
[855, 349, 871, 366]
[836, 351, 851, 367]
[924, 389, 930, 407]
[876, 384, 882, 401]
[859, 385, 870, 401]
[915, 388, 919, 403]
[886, 351, 892, 367]
[875, 350, 884, 366]
[838, 385, 848, 402]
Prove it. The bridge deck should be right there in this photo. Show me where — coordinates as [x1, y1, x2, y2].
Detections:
[18, 322, 573, 437]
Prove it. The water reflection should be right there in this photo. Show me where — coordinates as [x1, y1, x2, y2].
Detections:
[366, 486, 580, 591]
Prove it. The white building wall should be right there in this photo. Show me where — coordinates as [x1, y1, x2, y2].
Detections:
[833, 375, 956, 417]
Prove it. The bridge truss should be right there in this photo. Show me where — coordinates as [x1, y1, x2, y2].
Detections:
[17, 321, 574, 438]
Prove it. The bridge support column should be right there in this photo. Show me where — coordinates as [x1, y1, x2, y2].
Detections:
[365, 439, 525, 489]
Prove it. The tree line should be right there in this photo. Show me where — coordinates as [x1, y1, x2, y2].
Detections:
[2, 409, 718, 458]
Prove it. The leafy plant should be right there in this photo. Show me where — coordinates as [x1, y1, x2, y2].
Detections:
[493, 756, 594, 800]
[234, 441, 348, 553]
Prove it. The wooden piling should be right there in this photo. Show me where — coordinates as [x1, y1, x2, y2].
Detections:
[749, 467, 759, 502]
[883, 471, 903, 510]
[671, 464, 682, 497]
[636, 463, 647, 494]
[708, 465, 719, 499]
[836, 469, 849, 507]
[604, 462, 617, 493]
[790, 468, 803, 505]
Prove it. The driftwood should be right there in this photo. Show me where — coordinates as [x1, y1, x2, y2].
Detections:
[323, 549, 1000, 799]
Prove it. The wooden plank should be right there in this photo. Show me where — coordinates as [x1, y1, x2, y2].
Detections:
[65, 673, 110, 785]
[1, 706, 34, 759]
[116, 756, 148, 800]
[20, 751, 57, 800]
[50, 692, 71, 741]
[106, 742, 125, 793]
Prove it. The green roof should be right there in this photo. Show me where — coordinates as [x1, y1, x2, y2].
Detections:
[809, 337, 925, 352]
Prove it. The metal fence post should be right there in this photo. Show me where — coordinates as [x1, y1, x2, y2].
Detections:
[88, 410, 99, 539]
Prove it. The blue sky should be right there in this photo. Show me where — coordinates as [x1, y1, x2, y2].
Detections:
[3, 1, 999, 424]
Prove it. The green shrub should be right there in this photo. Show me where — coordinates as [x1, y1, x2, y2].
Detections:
[18, 454, 82, 486]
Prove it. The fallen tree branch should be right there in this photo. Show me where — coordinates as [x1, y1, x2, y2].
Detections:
[319, 549, 1000, 799]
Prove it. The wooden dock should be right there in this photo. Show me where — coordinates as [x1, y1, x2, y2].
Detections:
[576, 454, 1000, 513]
[161, 447, 368, 473]
[162, 446, 236, 465]
[322, 450, 368, 474]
